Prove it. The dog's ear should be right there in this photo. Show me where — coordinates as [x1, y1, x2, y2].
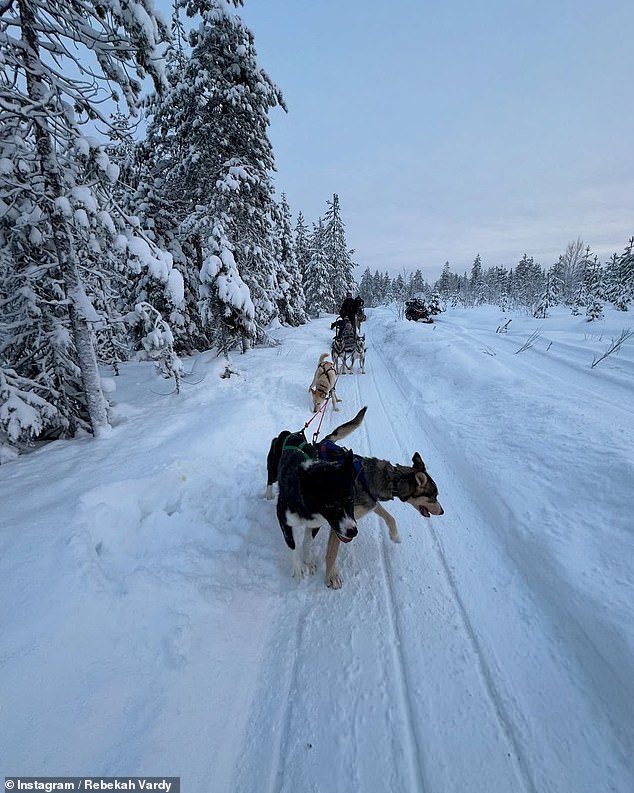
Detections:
[412, 452, 427, 472]
[415, 471, 429, 489]
[342, 449, 355, 472]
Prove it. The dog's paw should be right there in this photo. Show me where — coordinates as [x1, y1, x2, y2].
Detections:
[303, 556, 317, 574]
[265, 485, 274, 501]
[293, 562, 310, 580]
[389, 529, 402, 543]
[326, 571, 343, 589]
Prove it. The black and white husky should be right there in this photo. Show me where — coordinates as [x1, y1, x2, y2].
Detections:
[266, 406, 444, 588]
[266, 410, 366, 586]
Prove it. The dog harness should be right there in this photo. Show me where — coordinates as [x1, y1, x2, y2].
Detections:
[317, 439, 378, 504]
[313, 361, 336, 397]
[281, 430, 314, 459]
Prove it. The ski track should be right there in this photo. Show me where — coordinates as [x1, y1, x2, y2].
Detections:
[351, 370, 430, 793]
[367, 331, 536, 793]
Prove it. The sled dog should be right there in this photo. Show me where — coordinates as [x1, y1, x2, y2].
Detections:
[266, 406, 443, 588]
[318, 408, 444, 587]
[309, 353, 340, 413]
[266, 409, 369, 586]
[355, 334, 366, 374]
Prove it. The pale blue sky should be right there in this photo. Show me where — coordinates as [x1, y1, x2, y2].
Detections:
[159, 0, 634, 282]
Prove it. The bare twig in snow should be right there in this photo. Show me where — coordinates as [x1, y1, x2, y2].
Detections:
[591, 328, 633, 368]
[515, 330, 542, 354]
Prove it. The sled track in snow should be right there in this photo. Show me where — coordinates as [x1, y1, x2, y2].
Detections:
[364, 333, 538, 793]
[252, 596, 310, 793]
[351, 371, 431, 793]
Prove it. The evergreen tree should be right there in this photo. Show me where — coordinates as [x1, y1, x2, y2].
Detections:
[469, 254, 483, 305]
[198, 222, 256, 355]
[0, 0, 169, 449]
[408, 269, 426, 297]
[142, 0, 285, 348]
[584, 253, 604, 322]
[392, 273, 407, 303]
[294, 212, 312, 284]
[303, 220, 333, 315]
[548, 255, 566, 306]
[534, 273, 556, 319]
[322, 194, 355, 306]
[358, 267, 375, 306]
[272, 195, 307, 326]
[514, 254, 544, 311]
[436, 262, 454, 299]
[604, 239, 634, 311]
[428, 292, 443, 315]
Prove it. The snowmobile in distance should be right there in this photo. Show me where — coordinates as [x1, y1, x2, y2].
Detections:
[405, 297, 433, 323]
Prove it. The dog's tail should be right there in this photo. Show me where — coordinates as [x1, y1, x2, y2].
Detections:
[324, 406, 367, 442]
[318, 352, 329, 364]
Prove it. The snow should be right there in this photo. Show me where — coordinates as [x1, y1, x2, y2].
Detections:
[71, 185, 98, 213]
[54, 195, 72, 217]
[167, 267, 185, 307]
[1, 305, 633, 792]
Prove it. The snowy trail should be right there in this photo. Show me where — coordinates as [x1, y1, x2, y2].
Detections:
[367, 309, 634, 793]
[230, 317, 528, 793]
[2, 307, 633, 793]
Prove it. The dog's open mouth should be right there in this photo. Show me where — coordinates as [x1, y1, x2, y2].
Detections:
[334, 526, 357, 543]
[419, 506, 431, 518]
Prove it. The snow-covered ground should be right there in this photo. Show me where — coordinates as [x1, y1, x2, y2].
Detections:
[1, 305, 633, 793]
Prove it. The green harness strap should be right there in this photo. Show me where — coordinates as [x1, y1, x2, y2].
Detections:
[281, 431, 313, 459]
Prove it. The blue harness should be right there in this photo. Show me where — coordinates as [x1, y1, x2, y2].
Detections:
[317, 439, 377, 504]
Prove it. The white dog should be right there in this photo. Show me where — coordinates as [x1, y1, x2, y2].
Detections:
[309, 353, 340, 412]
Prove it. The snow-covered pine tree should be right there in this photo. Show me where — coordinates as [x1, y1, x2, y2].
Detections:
[358, 267, 375, 307]
[0, 0, 170, 451]
[604, 238, 633, 311]
[583, 253, 604, 322]
[436, 262, 454, 300]
[322, 194, 355, 306]
[514, 254, 544, 312]
[272, 194, 307, 326]
[392, 273, 407, 303]
[143, 0, 286, 349]
[469, 254, 483, 306]
[303, 220, 333, 316]
[428, 291, 443, 315]
[294, 212, 312, 284]
[547, 255, 566, 307]
[199, 222, 256, 356]
[533, 272, 557, 319]
[408, 269, 426, 298]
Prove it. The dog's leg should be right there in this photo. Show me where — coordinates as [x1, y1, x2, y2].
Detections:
[325, 529, 344, 589]
[265, 434, 286, 500]
[290, 529, 310, 579]
[331, 388, 340, 411]
[291, 547, 308, 579]
[374, 502, 401, 543]
[301, 526, 317, 574]
[278, 509, 309, 579]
